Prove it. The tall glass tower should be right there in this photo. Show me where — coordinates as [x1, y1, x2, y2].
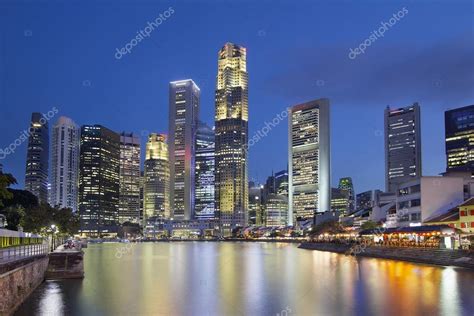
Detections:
[168, 80, 200, 220]
[25, 112, 49, 204]
[288, 99, 330, 226]
[50, 116, 80, 212]
[144, 133, 170, 222]
[78, 125, 120, 236]
[338, 177, 355, 214]
[445, 105, 474, 173]
[194, 121, 215, 220]
[384, 104, 422, 192]
[214, 43, 249, 234]
[119, 132, 141, 223]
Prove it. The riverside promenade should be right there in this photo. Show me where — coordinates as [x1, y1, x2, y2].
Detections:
[299, 242, 474, 269]
[0, 229, 84, 315]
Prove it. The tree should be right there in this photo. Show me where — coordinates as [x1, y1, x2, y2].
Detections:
[20, 203, 80, 236]
[310, 220, 345, 236]
[1, 205, 25, 230]
[360, 220, 379, 230]
[0, 172, 17, 208]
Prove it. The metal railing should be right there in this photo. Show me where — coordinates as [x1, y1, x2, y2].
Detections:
[0, 232, 49, 263]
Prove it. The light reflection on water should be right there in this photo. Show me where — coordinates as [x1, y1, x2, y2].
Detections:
[15, 242, 474, 316]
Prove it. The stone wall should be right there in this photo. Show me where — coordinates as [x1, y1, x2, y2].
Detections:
[46, 251, 84, 279]
[298, 242, 474, 269]
[0, 255, 49, 315]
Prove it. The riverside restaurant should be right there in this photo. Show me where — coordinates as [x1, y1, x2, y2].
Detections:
[358, 225, 466, 249]
[313, 225, 472, 250]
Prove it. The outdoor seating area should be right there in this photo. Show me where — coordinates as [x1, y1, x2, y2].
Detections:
[311, 225, 473, 251]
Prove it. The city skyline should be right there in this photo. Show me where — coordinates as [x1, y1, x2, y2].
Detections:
[1, 1, 473, 195]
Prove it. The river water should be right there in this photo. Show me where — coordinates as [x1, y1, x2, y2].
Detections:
[15, 242, 474, 315]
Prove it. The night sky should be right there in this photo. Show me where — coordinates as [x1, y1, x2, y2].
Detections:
[1, 0, 473, 194]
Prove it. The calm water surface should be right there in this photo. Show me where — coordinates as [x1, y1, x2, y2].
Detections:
[15, 242, 474, 315]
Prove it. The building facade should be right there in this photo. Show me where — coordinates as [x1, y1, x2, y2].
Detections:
[194, 121, 215, 220]
[384, 104, 422, 192]
[249, 183, 264, 226]
[331, 188, 349, 215]
[144, 133, 170, 222]
[265, 194, 288, 227]
[445, 105, 474, 173]
[78, 125, 120, 236]
[169, 80, 200, 220]
[338, 177, 355, 213]
[214, 43, 249, 233]
[386, 176, 464, 228]
[119, 132, 141, 223]
[25, 112, 49, 204]
[50, 116, 80, 212]
[288, 99, 330, 226]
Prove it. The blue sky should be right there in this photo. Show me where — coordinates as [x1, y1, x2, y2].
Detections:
[0, 0, 473, 194]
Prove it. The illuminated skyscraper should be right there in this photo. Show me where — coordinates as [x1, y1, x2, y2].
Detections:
[50, 116, 80, 212]
[78, 125, 120, 236]
[144, 133, 170, 221]
[445, 105, 474, 173]
[214, 42, 249, 234]
[119, 132, 141, 223]
[338, 177, 355, 213]
[384, 104, 422, 192]
[169, 80, 200, 220]
[25, 112, 49, 204]
[265, 194, 288, 227]
[288, 99, 330, 226]
[194, 121, 215, 220]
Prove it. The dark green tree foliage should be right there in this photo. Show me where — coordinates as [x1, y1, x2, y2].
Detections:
[0, 171, 79, 235]
[0, 172, 17, 208]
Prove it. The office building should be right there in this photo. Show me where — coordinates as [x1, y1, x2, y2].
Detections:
[78, 125, 120, 236]
[25, 112, 49, 203]
[331, 188, 349, 216]
[144, 133, 170, 222]
[265, 194, 288, 227]
[194, 121, 215, 220]
[338, 177, 355, 213]
[119, 132, 141, 223]
[384, 104, 422, 192]
[214, 43, 249, 233]
[169, 80, 200, 220]
[445, 105, 474, 173]
[249, 183, 264, 225]
[288, 99, 330, 226]
[50, 116, 80, 212]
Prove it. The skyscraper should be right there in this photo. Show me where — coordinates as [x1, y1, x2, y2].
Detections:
[265, 194, 288, 227]
[194, 121, 215, 220]
[50, 116, 80, 212]
[384, 104, 422, 192]
[214, 42, 249, 234]
[144, 133, 170, 222]
[78, 125, 120, 236]
[119, 132, 141, 223]
[288, 99, 330, 226]
[169, 80, 200, 220]
[249, 183, 264, 225]
[331, 188, 349, 215]
[445, 105, 474, 173]
[338, 177, 355, 213]
[25, 112, 49, 204]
